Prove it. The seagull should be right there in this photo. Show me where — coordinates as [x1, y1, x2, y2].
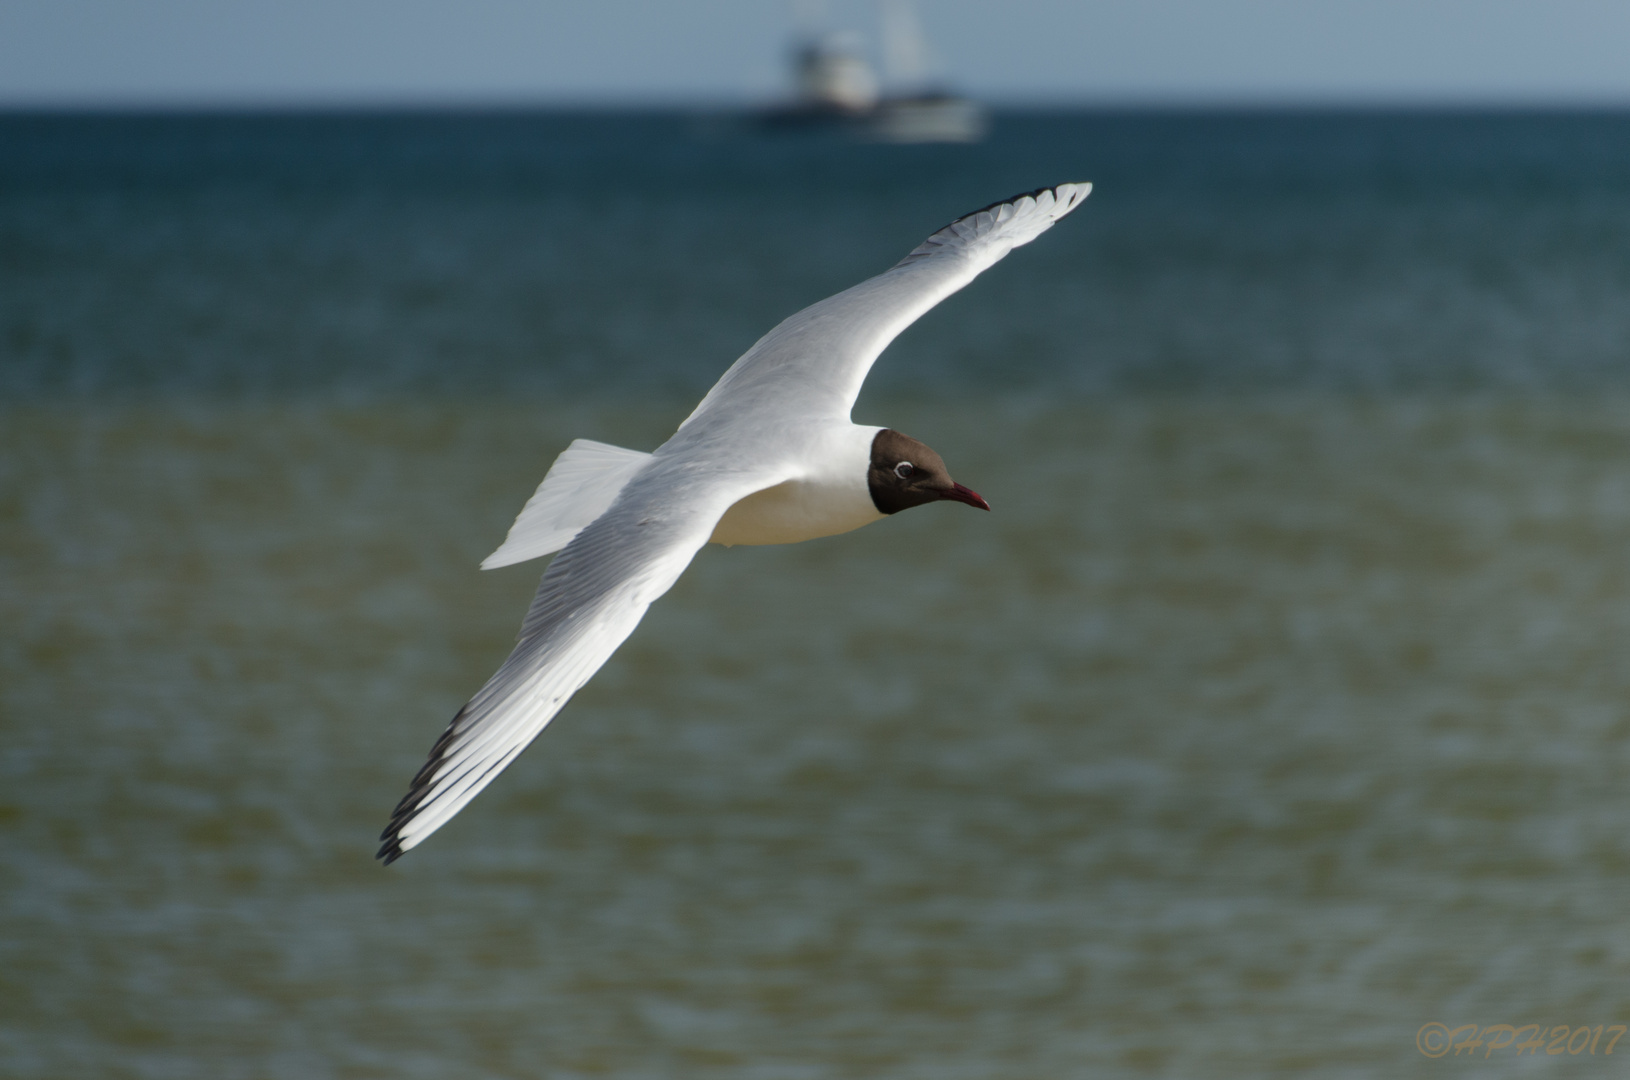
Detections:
[378, 183, 1091, 863]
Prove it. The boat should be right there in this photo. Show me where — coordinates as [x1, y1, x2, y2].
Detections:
[759, 0, 988, 144]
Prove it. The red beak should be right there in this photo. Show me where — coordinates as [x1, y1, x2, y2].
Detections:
[944, 482, 991, 511]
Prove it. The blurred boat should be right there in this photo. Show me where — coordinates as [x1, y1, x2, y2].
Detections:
[760, 0, 989, 144]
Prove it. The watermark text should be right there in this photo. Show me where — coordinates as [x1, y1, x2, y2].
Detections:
[1418, 1023, 1626, 1058]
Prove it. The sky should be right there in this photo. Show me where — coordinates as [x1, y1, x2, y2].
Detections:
[2, 0, 1629, 108]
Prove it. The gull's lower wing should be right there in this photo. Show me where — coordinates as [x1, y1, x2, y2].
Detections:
[678, 183, 1091, 430]
[378, 461, 788, 862]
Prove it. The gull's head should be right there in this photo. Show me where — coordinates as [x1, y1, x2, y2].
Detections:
[867, 429, 990, 515]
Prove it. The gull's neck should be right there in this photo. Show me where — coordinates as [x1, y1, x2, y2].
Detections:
[709, 423, 884, 547]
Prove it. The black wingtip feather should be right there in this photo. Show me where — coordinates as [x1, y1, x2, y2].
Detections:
[958, 184, 1063, 224]
[895, 185, 1083, 268]
[376, 704, 469, 865]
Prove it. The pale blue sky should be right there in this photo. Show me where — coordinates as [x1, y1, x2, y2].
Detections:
[2, 0, 1628, 107]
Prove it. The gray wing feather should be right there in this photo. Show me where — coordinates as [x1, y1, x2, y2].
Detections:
[379, 460, 785, 861]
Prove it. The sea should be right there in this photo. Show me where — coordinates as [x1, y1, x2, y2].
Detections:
[3, 109, 1630, 1079]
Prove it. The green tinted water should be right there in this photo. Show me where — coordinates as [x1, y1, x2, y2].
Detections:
[5, 394, 1629, 1077]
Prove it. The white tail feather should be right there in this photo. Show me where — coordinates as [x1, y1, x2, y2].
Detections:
[481, 439, 652, 569]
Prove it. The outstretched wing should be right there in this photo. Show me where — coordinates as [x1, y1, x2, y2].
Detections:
[678, 183, 1091, 431]
[379, 459, 788, 862]
[380, 184, 1090, 861]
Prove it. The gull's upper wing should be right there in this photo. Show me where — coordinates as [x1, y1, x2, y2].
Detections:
[678, 183, 1091, 431]
[378, 457, 790, 862]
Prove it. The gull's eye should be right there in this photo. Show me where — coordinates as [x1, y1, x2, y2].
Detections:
[894, 461, 915, 480]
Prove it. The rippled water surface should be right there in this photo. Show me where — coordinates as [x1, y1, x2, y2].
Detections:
[4, 112, 1630, 1078]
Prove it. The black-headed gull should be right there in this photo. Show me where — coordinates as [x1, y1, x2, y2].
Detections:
[379, 183, 1091, 862]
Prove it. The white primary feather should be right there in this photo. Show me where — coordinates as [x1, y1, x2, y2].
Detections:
[380, 183, 1091, 862]
[679, 182, 1091, 430]
[481, 439, 653, 569]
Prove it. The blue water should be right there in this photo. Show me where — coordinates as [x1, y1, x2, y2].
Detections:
[6, 110, 1630, 401]
[4, 111, 1630, 1078]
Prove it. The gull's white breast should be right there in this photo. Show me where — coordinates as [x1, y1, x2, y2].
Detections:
[708, 423, 884, 546]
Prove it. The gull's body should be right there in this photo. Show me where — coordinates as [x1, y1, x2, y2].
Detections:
[379, 183, 1091, 862]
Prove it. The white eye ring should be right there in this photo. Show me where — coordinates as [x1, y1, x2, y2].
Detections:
[894, 461, 915, 479]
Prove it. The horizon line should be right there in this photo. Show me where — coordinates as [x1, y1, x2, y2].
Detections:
[5, 93, 1630, 115]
